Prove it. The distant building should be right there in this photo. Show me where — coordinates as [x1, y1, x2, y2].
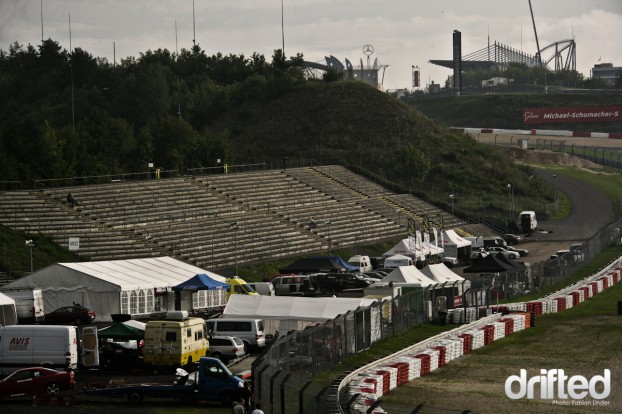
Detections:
[591, 63, 622, 85]
[386, 88, 408, 99]
[323, 54, 388, 91]
[481, 77, 508, 87]
[428, 81, 442, 94]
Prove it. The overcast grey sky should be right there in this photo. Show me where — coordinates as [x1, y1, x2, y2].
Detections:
[1, 0, 621, 90]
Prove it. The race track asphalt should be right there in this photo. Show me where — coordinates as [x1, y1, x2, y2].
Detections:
[532, 168, 613, 241]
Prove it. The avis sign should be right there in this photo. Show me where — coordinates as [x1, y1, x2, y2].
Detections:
[68, 237, 80, 251]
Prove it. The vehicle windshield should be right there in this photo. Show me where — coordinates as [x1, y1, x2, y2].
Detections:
[239, 284, 255, 294]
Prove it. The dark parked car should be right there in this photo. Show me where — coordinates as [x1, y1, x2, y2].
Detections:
[0, 367, 75, 398]
[501, 233, 524, 245]
[44, 305, 96, 325]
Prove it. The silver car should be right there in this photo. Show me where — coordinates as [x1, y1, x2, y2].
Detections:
[207, 335, 246, 363]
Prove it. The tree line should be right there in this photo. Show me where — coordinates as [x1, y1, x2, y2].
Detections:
[0, 39, 308, 182]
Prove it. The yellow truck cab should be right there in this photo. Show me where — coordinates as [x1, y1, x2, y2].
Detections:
[225, 276, 258, 301]
[143, 311, 208, 371]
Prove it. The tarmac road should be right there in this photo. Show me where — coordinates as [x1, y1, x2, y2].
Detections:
[532, 168, 613, 241]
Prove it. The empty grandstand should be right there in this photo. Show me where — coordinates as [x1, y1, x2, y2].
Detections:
[0, 166, 493, 273]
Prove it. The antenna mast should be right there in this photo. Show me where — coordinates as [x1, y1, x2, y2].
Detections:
[69, 13, 75, 129]
[40, 0, 44, 42]
[528, 0, 543, 67]
[175, 20, 182, 118]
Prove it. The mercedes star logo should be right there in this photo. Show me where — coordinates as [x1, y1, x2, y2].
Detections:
[362, 44, 374, 56]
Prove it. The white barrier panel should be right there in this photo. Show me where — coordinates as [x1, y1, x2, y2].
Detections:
[533, 129, 573, 136]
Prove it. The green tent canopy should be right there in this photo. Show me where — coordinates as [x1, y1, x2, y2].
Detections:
[98, 321, 145, 341]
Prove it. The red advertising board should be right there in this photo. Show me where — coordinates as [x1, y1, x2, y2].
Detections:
[453, 295, 463, 307]
[522, 106, 622, 124]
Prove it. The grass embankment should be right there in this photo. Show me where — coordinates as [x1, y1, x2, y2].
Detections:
[374, 246, 622, 414]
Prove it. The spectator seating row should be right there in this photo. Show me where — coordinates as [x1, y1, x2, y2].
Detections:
[0, 166, 472, 271]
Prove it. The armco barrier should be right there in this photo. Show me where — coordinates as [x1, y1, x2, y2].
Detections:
[339, 255, 622, 413]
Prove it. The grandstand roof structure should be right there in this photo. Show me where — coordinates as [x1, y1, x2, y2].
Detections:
[430, 41, 540, 72]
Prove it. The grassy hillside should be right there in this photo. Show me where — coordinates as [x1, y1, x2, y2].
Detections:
[213, 81, 551, 219]
[404, 92, 622, 131]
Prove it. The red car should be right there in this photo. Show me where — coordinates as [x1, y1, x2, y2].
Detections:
[0, 367, 75, 398]
[44, 305, 96, 325]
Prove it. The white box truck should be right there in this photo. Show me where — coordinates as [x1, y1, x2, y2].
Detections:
[0, 288, 45, 323]
[0, 325, 99, 370]
[518, 211, 538, 233]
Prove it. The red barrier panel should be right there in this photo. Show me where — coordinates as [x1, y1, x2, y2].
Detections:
[414, 354, 431, 376]
[389, 362, 410, 386]
[570, 291, 580, 306]
[433, 346, 447, 367]
[458, 333, 472, 354]
[374, 370, 391, 394]
[481, 325, 495, 345]
[573, 131, 591, 137]
[526, 302, 543, 315]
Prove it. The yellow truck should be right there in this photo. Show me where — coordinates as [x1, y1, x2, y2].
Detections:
[225, 276, 258, 301]
[142, 311, 208, 371]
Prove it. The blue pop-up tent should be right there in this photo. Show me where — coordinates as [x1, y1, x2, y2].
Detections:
[172, 273, 231, 291]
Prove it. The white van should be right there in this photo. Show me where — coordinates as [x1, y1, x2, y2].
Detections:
[0, 288, 45, 323]
[347, 255, 373, 273]
[247, 282, 275, 296]
[205, 318, 266, 351]
[0, 325, 94, 370]
[518, 211, 537, 233]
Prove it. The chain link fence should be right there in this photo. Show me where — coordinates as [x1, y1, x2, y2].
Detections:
[251, 288, 428, 414]
[251, 218, 622, 413]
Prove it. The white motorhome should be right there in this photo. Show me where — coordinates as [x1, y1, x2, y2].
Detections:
[0, 288, 45, 323]
[347, 255, 373, 273]
[0, 325, 98, 370]
[518, 211, 538, 233]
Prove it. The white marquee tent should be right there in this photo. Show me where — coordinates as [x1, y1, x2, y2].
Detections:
[381, 266, 438, 288]
[0, 292, 17, 326]
[384, 254, 413, 268]
[421, 264, 470, 293]
[383, 239, 423, 261]
[383, 238, 444, 261]
[223, 294, 377, 322]
[438, 229, 472, 261]
[1, 256, 224, 322]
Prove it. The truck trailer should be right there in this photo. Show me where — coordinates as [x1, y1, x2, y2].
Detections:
[83, 356, 245, 406]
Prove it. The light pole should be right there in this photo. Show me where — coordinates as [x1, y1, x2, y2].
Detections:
[553, 174, 557, 202]
[507, 184, 514, 221]
[211, 233, 216, 270]
[449, 194, 455, 216]
[26, 239, 35, 273]
[324, 221, 332, 255]
[230, 222, 239, 275]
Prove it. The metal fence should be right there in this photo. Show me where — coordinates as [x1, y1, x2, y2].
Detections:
[252, 218, 622, 413]
[251, 288, 428, 414]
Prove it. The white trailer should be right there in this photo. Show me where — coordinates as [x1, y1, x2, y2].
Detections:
[0, 288, 45, 323]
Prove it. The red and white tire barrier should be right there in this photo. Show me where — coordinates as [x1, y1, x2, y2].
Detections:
[343, 256, 622, 413]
